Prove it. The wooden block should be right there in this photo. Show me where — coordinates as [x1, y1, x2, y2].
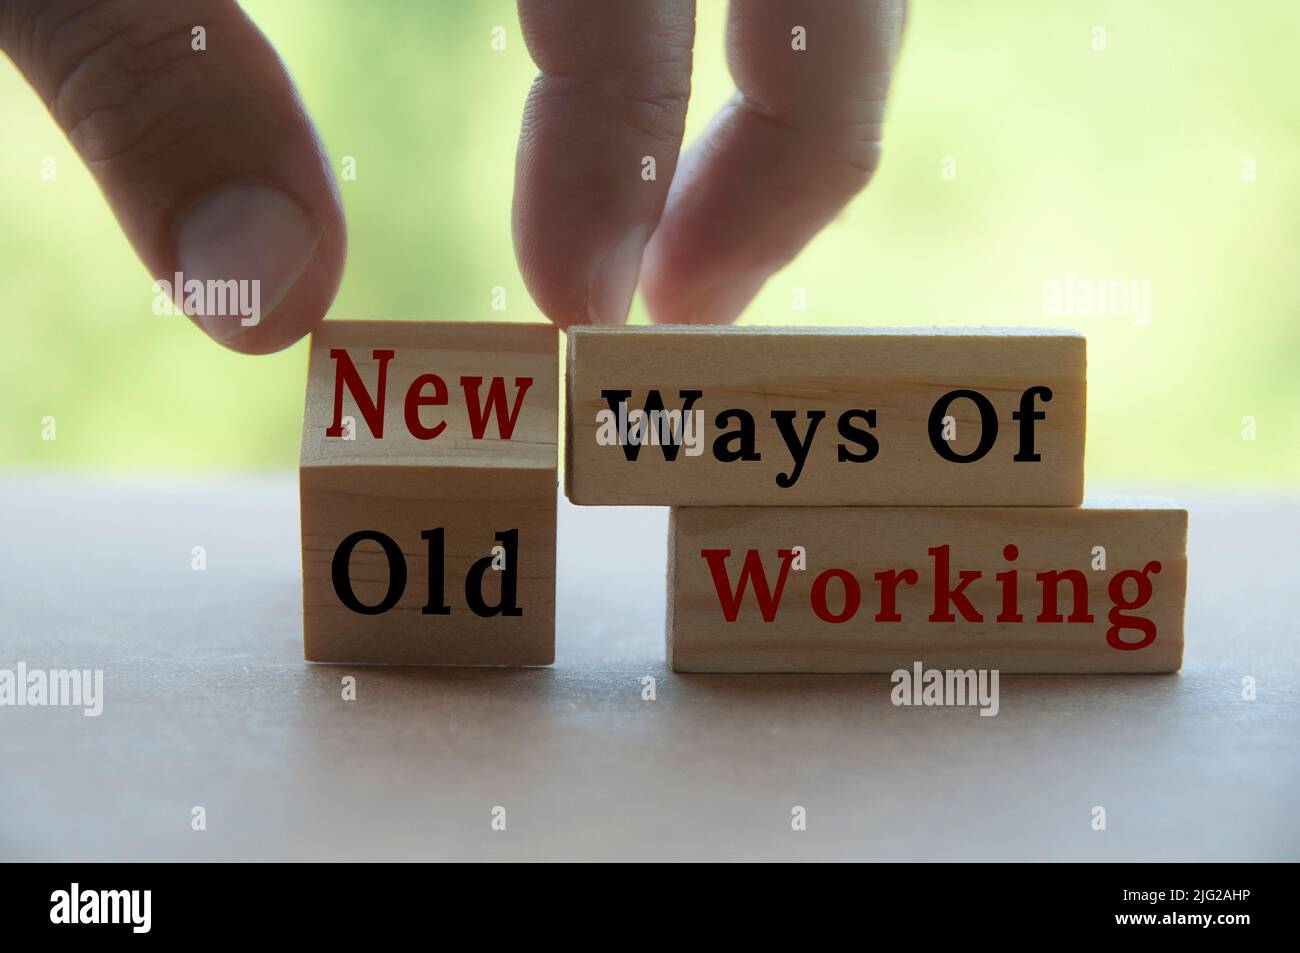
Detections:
[566, 327, 1085, 506]
[669, 502, 1187, 673]
[299, 321, 557, 665]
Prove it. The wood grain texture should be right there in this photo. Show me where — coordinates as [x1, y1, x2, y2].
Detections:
[301, 467, 555, 665]
[300, 321, 557, 665]
[669, 502, 1187, 673]
[566, 326, 1086, 506]
[302, 321, 557, 470]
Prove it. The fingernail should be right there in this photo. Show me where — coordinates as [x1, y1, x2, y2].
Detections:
[686, 270, 769, 325]
[175, 183, 321, 343]
[586, 226, 648, 325]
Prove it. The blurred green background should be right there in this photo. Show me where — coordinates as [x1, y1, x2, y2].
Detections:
[2, 0, 1296, 484]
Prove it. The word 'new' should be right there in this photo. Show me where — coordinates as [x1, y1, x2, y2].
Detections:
[595, 386, 1054, 487]
[326, 348, 533, 440]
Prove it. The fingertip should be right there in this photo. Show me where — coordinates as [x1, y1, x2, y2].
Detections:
[177, 182, 346, 355]
[511, 1, 694, 329]
[2, 0, 350, 356]
[586, 226, 649, 325]
[640, 219, 765, 326]
[643, 265, 766, 327]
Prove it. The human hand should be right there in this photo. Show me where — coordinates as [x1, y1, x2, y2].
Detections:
[1, 0, 904, 352]
[1, 0, 347, 353]
[512, 0, 906, 326]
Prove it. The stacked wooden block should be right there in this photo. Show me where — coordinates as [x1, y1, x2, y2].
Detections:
[300, 322, 557, 665]
[301, 323, 1187, 672]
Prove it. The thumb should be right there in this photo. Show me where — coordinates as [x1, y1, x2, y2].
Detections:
[1, 0, 346, 353]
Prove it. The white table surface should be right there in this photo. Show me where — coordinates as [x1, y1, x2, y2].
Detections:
[1, 476, 1296, 861]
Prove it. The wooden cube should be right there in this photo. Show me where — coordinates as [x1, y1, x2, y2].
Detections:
[669, 502, 1187, 673]
[299, 321, 557, 665]
[566, 327, 1086, 506]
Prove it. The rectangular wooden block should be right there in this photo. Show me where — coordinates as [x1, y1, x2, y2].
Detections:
[300, 321, 557, 666]
[566, 327, 1085, 506]
[669, 502, 1187, 673]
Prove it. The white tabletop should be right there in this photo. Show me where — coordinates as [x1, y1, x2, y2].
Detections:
[1, 476, 1296, 861]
